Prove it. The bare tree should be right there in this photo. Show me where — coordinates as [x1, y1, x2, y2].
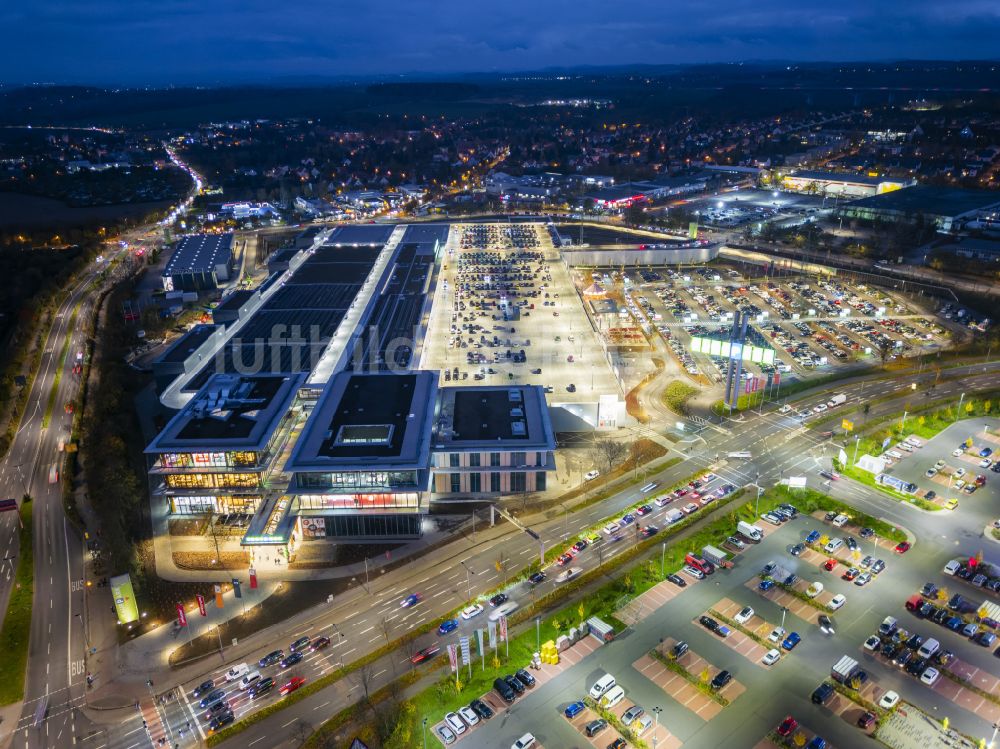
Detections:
[592, 437, 629, 474]
[380, 615, 393, 647]
[290, 719, 313, 746]
[355, 662, 375, 707]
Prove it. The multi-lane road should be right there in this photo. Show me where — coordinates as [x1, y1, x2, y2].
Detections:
[3, 225, 995, 749]
[147, 361, 996, 748]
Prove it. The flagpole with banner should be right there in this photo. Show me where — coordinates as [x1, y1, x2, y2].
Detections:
[214, 584, 224, 609]
[447, 644, 459, 689]
[476, 628, 485, 672]
[499, 615, 509, 659]
[460, 636, 471, 680]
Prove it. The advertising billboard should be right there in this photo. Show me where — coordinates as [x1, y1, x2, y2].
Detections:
[110, 573, 139, 624]
[690, 335, 776, 365]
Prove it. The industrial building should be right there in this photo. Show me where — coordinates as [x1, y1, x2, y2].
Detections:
[837, 185, 1000, 232]
[162, 232, 234, 291]
[781, 170, 911, 198]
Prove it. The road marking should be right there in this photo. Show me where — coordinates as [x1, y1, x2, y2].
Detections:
[65, 517, 73, 687]
[312, 701, 330, 711]
[249, 737, 266, 746]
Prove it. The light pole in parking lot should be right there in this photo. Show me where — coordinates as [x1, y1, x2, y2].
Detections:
[422, 718, 428, 749]
[652, 706, 662, 746]
[660, 542, 666, 579]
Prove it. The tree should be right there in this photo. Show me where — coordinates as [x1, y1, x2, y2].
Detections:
[289, 720, 312, 746]
[578, 602, 585, 625]
[592, 437, 629, 474]
[877, 338, 894, 367]
[942, 717, 950, 731]
[355, 662, 375, 706]
[699, 667, 711, 684]
[793, 732, 807, 747]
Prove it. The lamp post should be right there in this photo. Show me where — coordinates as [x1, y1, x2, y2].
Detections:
[652, 706, 663, 747]
[957, 392, 965, 421]
[660, 542, 667, 579]
[852, 435, 861, 466]
[422, 718, 428, 749]
[535, 617, 541, 653]
[460, 561, 473, 602]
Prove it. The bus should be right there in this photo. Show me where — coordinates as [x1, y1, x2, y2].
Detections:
[726, 451, 752, 460]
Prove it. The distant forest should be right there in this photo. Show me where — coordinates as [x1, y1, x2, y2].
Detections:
[3, 61, 1000, 129]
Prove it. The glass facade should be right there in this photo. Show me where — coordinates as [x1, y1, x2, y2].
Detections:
[297, 493, 419, 511]
[170, 495, 260, 515]
[165, 473, 260, 490]
[155, 451, 261, 470]
[325, 514, 421, 538]
[295, 471, 419, 491]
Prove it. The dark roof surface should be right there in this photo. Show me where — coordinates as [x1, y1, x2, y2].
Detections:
[317, 374, 418, 458]
[452, 390, 528, 441]
[158, 324, 217, 363]
[175, 376, 285, 441]
[844, 185, 1000, 217]
[164, 233, 233, 276]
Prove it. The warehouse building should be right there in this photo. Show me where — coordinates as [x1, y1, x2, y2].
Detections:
[162, 233, 234, 291]
[781, 170, 911, 198]
[837, 185, 1000, 232]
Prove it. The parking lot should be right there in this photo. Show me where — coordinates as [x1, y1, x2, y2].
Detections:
[421, 222, 622, 404]
[444, 496, 1000, 749]
[877, 418, 1000, 513]
[612, 264, 954, 392]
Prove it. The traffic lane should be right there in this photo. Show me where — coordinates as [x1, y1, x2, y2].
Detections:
[172, 372, 978, 732]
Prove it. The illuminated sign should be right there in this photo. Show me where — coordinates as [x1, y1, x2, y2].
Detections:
[110, 573, 139, 624]
[689, 336, 776, 365]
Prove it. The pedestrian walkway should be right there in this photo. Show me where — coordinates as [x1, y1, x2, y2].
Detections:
[617, 577, 699, 626]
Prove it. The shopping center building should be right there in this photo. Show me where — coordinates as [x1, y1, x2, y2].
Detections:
[145, 223, 555, 549]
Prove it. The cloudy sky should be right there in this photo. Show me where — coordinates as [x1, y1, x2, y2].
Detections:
[2, 0, 999, 84]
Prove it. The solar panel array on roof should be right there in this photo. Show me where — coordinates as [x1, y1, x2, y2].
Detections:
[164, 233, 234, 275]
[325, 224, 395, 245]
[359, 242, 435, 371]
[184, 231, 384, 389]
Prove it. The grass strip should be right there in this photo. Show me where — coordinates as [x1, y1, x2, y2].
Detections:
[707, 608, 771, 649]
[583, 695, 651, 749]
[0, 504, 34, 705]
[648, 647, 729, 706]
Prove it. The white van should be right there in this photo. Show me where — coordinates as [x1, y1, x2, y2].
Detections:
[225, 663, 250, 682]
[600, 685, 625, 709]
[832, 514, 849, 528]
[240, 671, 262, 690]
[917, 638, 940, 659]
[886, 450, 903, 460]
[589, 674, 616, 700]
[824, 538, 845, 554]
[943, 560, 961, 575]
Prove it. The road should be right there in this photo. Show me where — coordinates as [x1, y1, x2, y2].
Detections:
[149, 362, 995, 747]
[0, 262, 121, 749]
[0, 143, 200, 749]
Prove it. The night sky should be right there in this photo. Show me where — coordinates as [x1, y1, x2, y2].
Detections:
[3, 0, 999, 84]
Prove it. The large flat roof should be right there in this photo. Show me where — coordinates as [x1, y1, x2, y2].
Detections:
[146, 373, 303, 453]
[183, 240, 383, 391]
[164, 233, 233, 276]
[433, 385, 555, 452]
[285, 370, 437, 471]
[787, 169, 886, 186]
[155, 324, 218, 364]
[843, 185, 1000, 218]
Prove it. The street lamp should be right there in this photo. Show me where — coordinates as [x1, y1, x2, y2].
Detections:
[660, 542, 667, 579]
[422, 718, 428, 749]
[652, 706, 663, 747]
[460, 561, 473, 602]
